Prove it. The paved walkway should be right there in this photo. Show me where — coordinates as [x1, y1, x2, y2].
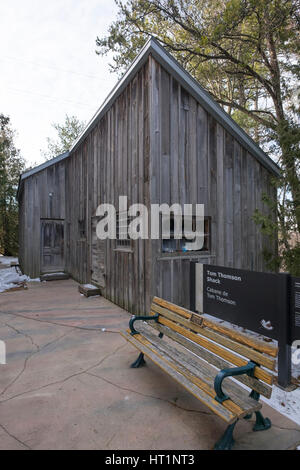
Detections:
[0, 279, 300, 450]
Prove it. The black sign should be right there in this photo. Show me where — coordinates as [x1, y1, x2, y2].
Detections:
[198, 264, 282, 340]
[192, 262, 293, 388]
[291, 276, 300, 342]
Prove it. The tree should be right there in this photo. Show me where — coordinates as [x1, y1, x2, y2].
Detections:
[96, 0, 300, 274]
[0, 114, 25, 256]
[42, 114, 85, 161]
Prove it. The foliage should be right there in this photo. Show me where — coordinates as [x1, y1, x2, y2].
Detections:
[96, 0, 300, 274]
[0, 114, 25, 256]
[42, 114, 85, 161]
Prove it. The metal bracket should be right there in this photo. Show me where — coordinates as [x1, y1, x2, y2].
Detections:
[129, 313, 159, 336]
[214, 361, 257, 404]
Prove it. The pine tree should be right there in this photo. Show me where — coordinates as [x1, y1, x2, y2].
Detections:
[0, 114, 25, 256]
[96, 0, 300, 274]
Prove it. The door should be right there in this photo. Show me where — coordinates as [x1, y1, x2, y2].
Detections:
[40, 219, 65, 273]
[91, 216, 106, 287]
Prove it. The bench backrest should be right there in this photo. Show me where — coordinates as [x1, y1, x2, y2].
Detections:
[149, 297, 278, 399]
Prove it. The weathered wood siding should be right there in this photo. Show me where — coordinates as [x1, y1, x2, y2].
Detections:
[18, 161, 66, 278]
[19, 54, 277, 316]
[148, 56, 276, 308]
[65, 63, 151, 315]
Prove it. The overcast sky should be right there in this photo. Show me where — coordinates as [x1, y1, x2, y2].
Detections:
[0, 0, 119, 166]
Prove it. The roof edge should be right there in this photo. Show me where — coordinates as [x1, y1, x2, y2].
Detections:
[17, 151, 70, 201]
[20, 151, 70, 181]
[64, 38, 280, 177]
[70, 38, 154, 154]
[149, 38, 280, 176]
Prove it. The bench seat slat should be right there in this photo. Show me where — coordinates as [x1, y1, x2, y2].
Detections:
[157, 316, 274, 385]
[151, 304, 276, 371]
[135, 334, 245, 419]
[153, 297, 278, 358]
[136, 323, 262, 416]
[121, 331, 237, 424]
[152, 322, 272, 398]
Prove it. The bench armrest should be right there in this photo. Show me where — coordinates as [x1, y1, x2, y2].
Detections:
[129, 314, 159, 336]
[214, 361, 257, 404]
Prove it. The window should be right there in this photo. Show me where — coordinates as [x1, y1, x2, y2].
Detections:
[162, 215, 211, 253]
[116, 212, 132, 249]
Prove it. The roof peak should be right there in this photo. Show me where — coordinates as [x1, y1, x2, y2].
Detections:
[21, 39, 279, 178]
[70, 38, 280, 176]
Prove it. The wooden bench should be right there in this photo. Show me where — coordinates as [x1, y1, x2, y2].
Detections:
[121, 296, 278, 450]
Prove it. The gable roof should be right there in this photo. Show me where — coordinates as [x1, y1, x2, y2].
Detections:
[17, 151, 69, 200]
[70, 37, 280, 177]
[20, 151, 70, 181]
[19, 37, 280, 188]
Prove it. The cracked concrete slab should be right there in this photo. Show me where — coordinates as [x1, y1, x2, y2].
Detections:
[0, 279, 300, 450]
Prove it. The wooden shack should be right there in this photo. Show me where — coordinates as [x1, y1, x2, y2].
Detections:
[18, 38, 280, 314]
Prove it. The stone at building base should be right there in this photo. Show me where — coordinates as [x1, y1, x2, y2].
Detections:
[40, 272, 70, 281]
[78, 284, 101, 297]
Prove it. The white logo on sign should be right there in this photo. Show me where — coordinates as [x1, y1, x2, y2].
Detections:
[260, 319, 274, 331]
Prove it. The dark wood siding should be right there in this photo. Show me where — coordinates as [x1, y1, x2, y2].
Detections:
[18, 161, 66, 278]
[148, 56, 276, 309]
[65, 62, 151, 315]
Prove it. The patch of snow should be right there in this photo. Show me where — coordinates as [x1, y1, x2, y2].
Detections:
[0, 255, 18, 266]
[0, 267, 40, 293]
[261, 385, 300, 426]
[83, 284, 98, 289]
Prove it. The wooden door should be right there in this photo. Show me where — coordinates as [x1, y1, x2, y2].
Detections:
[40, 219, 65, 273]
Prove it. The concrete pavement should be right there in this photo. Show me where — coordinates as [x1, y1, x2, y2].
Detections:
[0, 279, 300, 450]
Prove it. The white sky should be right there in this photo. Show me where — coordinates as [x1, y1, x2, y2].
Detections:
[0, 0, 119, 167]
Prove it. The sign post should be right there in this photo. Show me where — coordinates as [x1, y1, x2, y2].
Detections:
[192, 262, 295, 389]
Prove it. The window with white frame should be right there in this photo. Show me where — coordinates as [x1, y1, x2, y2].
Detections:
[162, 215, 211, 253]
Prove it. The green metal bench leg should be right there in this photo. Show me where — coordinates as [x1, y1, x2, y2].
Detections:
[214, 420, 238, 450]
[243, 389, 259, 420]
[130, 352, 146, 368]
[243, 389, 271, 430]
[253, 411, 271, 432]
